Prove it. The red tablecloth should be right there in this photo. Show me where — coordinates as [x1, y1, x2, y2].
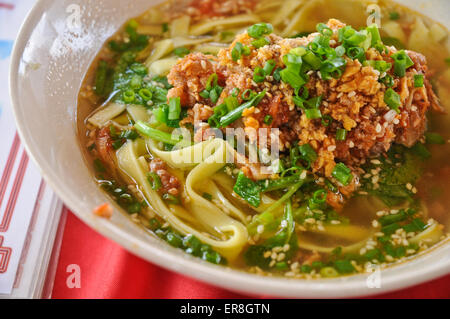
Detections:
[51, 212, 450, 299]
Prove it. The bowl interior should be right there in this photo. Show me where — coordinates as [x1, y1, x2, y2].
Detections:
[9, 0, 450, 298]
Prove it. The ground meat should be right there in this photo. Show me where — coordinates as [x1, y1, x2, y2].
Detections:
[166, 18, 442, 183]
[149, 158, 180, 196]
[167, 52, 226, 106]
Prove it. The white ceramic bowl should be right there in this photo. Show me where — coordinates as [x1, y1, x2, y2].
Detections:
[9, 0, 450, 298]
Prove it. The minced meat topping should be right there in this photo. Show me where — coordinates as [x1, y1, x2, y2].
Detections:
[167, 19, 442, 187]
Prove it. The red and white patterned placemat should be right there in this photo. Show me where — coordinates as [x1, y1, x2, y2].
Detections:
[0, 0, 63, 298]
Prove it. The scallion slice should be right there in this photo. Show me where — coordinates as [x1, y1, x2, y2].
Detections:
[384, 88, 401, 113]
[332, 162, 353, 186]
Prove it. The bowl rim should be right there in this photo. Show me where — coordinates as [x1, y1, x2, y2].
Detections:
[9, 0, 450, 298]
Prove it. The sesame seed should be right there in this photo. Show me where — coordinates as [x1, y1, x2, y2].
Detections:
[375, 123, 382, 133]
[257, 225, 265, 234]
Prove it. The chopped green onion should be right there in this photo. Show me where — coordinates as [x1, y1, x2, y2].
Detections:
[241, 89, 256, 101]
[364, 60, 392, 73]
[303, 51, 322, 70]
[335, 45, 346, 57]
[123, 90, 135, 103]
[138, 88, 152, 101]
[336, 128, 347, 141]
[334, 260, 355, 274]
[332, 163, 353, 186]
[316, 23, 333, 37]
[252, 37, 270, 48]
[305, 96, 322, 109]
[347, 46, 365, 62]
[312, 189, 327, 203]
[120, 130, 138, 140]
[273, 67, 282, 82]
[389, 12, 400, 20]
[320, 57, 346, 80]
[290, 47, 307, 56]
[264, 115, 273, 125]
[320, 267, 339, 277]
[345, 31, 367, 46]
[380, 74, 394, 87]
[166, 232, 183, 247]
[301, 264, 313, 273]
[173, 47, 190, 57]
[231, 87, 240, 97]
[253, 67, 266, 83]
[247, 23, 273, 38]
[231, 42, 250, 61]
[163, 193, 180, 205]
[321, 114, 333, 127]
[299, 144, 317, 165]
[263, 60, 276, 76]
[147, 172, 162, 190]
[168, 97, 181, 120]
[391, 50, 414, 77]
[304, 108, 322, 119]
[199, 90, 210, 99]
[280, 68, 306, 89]
[206, 73, 218, 90]
[224, 95, 239, 111]
[366, 24, 381, 47]
[414, 74, 424, 87]
[384, 88, 401, 113]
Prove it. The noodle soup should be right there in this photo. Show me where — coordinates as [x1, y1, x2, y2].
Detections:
[77, 0, 450, 278]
